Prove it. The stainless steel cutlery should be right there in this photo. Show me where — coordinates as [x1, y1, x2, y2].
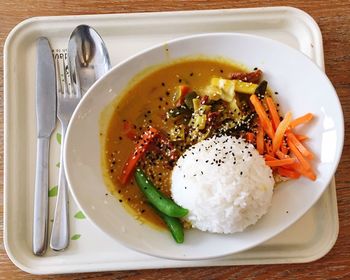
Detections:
[33, 26, 110, 255]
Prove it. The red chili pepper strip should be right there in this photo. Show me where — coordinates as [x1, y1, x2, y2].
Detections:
[119, 127, 159, 185]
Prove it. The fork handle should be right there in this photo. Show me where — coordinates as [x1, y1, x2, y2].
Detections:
[50, 123, 69, 251]
[33, 137, 50, 256]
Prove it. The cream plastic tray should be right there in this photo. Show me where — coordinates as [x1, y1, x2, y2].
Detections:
[4, 7, 339, 274]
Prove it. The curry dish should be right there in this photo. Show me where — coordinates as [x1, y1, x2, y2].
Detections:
[103, 58, 254, 228]
[102, 57, 316, 241]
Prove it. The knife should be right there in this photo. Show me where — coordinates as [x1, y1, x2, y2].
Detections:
[32, 37, 57, 256]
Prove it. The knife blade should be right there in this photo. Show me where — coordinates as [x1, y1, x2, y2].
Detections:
[33, 37, 56, 256]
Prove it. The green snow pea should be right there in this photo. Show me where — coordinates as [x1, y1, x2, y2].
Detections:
[134, 168, 188, 218]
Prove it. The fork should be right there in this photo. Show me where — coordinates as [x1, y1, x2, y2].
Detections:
[50, 56, 81, 251]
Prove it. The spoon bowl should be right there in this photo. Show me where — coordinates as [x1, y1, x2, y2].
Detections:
[68, 24, 111, 95]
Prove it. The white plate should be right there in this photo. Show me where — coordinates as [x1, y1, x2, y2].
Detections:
[65, 32, 343, 260]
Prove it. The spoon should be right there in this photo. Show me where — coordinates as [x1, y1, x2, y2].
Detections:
[68, 24, 111, 95]
[49, 25, 111, 252]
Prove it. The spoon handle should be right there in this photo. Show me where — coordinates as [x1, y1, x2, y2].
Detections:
[50, 123, 69, 251]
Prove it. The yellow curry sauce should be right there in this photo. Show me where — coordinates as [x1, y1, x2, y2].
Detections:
[103, 58, 250, 229]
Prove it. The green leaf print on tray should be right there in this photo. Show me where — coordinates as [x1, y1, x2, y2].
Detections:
[48, 185, 58, 197]
[56, 132, 61, 144]
[56, 162, 60, 168]
[74, 211, 86, 219]
[71, 234, 81, 240]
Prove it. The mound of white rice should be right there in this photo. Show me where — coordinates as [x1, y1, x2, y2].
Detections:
[171, 135, 274, 234]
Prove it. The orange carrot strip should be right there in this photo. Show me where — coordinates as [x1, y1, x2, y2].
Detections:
[276, 150, 289, 159]
[266, 158, 296, 167]
[266, 97, 281, 131]
[264, 155, 276, 161]
[286, 136, 312, 172]
[288, 159, 316, 181]
[265, 141, 274, 157]
[280, 142, 289, 154]
[272, 111, 292, 153]
[256, 123, 264, 155]
[287, 132, 314, 160]
[176, 85, 191, 106]
[289, 113, 314, 129]
[250, 95, 274, 139]
[246, 132, 255, 143]
[277, 167, 301, 179]
[295, 134, 309, 142]
[304, 169, 317, 181]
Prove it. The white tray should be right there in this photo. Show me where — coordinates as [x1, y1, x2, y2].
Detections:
[4, 6, 339, 275]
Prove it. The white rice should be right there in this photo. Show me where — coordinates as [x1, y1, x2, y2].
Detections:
[171, 135, 275, 234]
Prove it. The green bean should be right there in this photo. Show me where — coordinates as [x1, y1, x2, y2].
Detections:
[155, 208, 184, 244]
[134, 168, 188, 218]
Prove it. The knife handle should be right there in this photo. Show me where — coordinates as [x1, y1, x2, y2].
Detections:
[33, 137, 50, 256]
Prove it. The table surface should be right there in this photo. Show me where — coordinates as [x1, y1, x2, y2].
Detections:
[1, 0, 349, 279]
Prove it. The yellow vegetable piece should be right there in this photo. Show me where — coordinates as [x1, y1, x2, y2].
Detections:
[210, 77, 236, 102]
[229, 99, 240, 115]
[234, 80, 258, 94]
[204, 85, 221, 101]
[192, 98, 201, 111]
[193, 114, 207, 130]
[169, 125, 185, 141]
